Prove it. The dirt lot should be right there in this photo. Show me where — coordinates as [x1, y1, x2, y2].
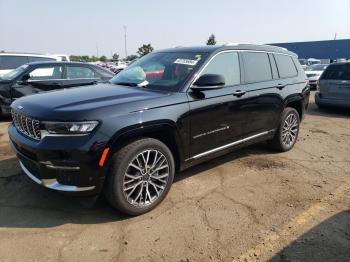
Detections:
[0, 91, 349, 262]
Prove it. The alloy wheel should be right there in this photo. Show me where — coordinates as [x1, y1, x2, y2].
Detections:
[123, 149, 170, 207]
[281, 113, 299, 147]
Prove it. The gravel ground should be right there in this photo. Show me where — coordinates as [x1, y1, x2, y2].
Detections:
[0, 91, 349, 262]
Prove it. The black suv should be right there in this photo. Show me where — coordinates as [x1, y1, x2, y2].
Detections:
[0, 61, 114, 117]
[8, 44, 309, 215]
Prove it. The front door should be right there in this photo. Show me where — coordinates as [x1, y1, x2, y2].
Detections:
[188, 51, 249, 157]
[11, 65, 64, 100]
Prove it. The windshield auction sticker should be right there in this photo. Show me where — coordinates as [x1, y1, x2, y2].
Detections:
[174, 58, 198, 66]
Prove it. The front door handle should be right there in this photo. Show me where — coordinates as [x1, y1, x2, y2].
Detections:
[276, 84, 286, 90]
[233, 90, 246, 97]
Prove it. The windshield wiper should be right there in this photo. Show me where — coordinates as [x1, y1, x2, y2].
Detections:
[113, 82, 138, 87]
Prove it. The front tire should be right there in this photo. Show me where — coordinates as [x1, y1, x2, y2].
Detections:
[269, 107, 300, 152]
[104, 138, 175, 215]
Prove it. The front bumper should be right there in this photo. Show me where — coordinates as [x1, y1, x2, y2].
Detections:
[8, 124, 109, 195]
[315, 92, 350, 109]
[19, 159, 96, 192]
[308, 80, 317, 88]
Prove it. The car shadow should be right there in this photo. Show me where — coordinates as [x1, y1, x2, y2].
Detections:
[175, 142, 271, 183]
[269, 210, 350, 262]
[0, 143, 272, 228]
[0, 116, 11, 122]
[307, 100, 350, 119]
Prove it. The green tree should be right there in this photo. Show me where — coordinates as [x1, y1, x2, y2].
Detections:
[99, 56, 107, 62]
[91, 56, 99, 62]
[125, 54, 138, 61]
[137, 44, 154, 57]
[112, 53, 119, 61]
[206, 34, 217, 45]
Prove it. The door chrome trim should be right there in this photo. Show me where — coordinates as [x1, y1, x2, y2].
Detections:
[189, 130, 273, 160]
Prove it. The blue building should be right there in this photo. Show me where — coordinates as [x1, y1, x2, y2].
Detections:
[270, 39, 350, 59]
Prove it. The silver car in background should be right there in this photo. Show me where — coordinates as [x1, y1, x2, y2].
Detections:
[305, 64, 328, 89]
[315, 62, 350, 109]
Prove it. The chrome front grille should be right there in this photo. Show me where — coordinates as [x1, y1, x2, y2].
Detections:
[11, 110, 41, 140]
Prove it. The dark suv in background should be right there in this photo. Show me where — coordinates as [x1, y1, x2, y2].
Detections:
[316, 61, 350, 109]
[8, 44, 309, 215]
[0, 62, 114, 116]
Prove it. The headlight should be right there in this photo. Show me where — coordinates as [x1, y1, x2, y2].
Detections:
[42, 121, 99, 135]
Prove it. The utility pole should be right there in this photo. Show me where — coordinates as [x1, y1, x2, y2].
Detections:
[123, 25, 127, 58]
[96, 42, 99, 58]
[334, 32, 337, 40]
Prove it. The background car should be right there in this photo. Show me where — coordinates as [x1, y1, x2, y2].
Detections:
[0, 61, 114, 117]
[305, 64, 329, 89]
[298, 58, 308, 70]
[0, 53, 60, 76]
[315, 61, 350, 109]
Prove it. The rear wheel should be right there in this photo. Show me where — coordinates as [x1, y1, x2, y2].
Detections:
[268, 107, 300, 152]
[104, 138, 175, 215]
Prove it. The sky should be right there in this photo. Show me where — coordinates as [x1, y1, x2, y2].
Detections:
[0, 0, 349, 58]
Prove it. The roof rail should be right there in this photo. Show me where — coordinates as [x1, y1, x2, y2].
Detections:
[262, 44, 288, 51]
[223, 43, 240, 46]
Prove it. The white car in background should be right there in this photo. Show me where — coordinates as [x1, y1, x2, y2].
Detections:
[305, 64, 329, 89]
[50, 54, 70, 61]
[0, 53, 61, 76]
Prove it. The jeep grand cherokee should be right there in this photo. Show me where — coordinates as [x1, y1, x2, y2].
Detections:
[8, 44, 310, 215]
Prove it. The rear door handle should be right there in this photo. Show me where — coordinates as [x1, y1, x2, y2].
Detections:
[233, 90, 246, 97]
[276, 84, 286, 90]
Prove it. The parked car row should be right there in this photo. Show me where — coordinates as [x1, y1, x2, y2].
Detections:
[98, 60, 138, 74]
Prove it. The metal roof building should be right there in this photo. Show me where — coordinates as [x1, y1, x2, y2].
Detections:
[270, 39, 350, 59]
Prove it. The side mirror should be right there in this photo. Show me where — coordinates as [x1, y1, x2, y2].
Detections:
[17, 74, 30, 85]
[191, 74, 225, 91]
[16, 80, 28, 86]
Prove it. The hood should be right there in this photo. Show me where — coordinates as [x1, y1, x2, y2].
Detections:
[305, 70, 323, 75]
[11, 83, 171, 120]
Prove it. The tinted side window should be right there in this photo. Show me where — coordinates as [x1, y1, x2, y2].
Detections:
[200, 52, 240, 86]
[28, 56, 56, 62]
[242, 52, 272, 83]
[0, 56, 28, 70]
[274, 54, 298, 78]
[66, 66, 96, 79]
[28, 66, 63, 80]
[321, 64, 350, 80]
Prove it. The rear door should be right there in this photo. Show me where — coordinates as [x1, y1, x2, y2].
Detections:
[319, 63, 350, 100]
[11, 65, 65, 100]
[240, 51, 284, 135]
[63, 65, 100, 87]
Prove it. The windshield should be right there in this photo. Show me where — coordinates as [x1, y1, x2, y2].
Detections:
[306, 64, 328, 71]
[110, 51, 208, 91]
[1, 64, 28, 81]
